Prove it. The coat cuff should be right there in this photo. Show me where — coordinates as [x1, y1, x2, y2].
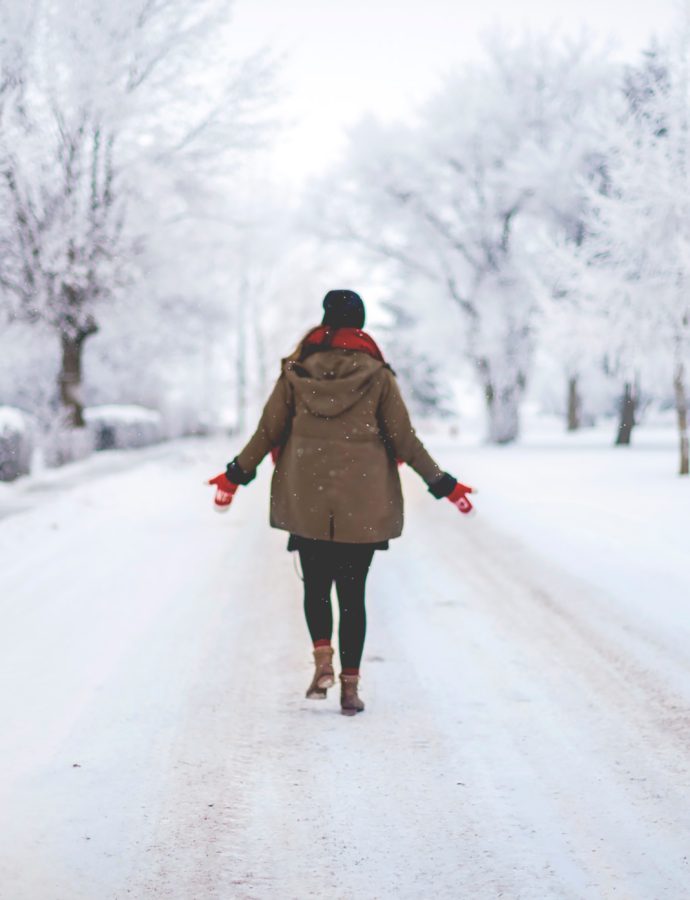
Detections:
[427, 472, 457, 499]
[226, 457, 256, 486]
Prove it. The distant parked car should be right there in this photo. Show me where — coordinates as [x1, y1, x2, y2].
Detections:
[0, 406, 33, 482]
[85, 405, 163, 451]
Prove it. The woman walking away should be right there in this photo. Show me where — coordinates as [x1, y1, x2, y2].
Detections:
[208, 290, 475, 716]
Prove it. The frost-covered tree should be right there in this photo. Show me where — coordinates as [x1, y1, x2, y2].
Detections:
[0, 0, 272, 455]
[312, 34, 614, 443]
[380, 296, 454, 420]
[583, 29, 690, 473]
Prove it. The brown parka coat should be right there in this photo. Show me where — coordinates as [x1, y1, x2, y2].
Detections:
[236, 348, 444, 544]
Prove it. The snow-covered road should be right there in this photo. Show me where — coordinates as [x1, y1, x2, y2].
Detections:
[1, 437, 689, 899]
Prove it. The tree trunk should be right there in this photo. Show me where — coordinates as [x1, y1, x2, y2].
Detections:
[567, 375, 582, 431]
[673, 361, 689, 476]
[59, 332, 89, 428]
[235, 280, 247, 435]
[615, 381, 636, 446]
[254, 311, 267, 398]
[484, 382, 521, 444]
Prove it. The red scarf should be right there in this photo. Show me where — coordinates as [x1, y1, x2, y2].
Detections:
[301, 326, 386, 362]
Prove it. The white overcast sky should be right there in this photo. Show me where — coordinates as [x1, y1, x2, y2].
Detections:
[229, 0, 677, 188]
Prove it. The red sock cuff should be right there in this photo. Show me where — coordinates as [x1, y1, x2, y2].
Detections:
[313, 639, 332, 649]
[342, 667, 360, 676]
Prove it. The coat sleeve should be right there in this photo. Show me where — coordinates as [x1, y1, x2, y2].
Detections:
[377, 368, 444, 485]
[235, 372, 293, 475]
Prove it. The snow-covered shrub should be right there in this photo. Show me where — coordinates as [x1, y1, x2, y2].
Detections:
[0, 407, 33, 482]
[42, 424, 95, 469]
[159, 402, 211, 439]
[85, 405, 163, 451]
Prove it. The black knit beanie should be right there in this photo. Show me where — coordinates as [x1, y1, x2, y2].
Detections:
[322, 289, 365, 329]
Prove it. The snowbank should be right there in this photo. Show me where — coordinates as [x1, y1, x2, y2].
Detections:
[85, 404, 163, 451]
[42, 424, 94, 469]
[0, 407, 33, 482]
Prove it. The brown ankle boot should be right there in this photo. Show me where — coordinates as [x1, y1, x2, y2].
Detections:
[305, 646, 335, 699]
[339, 674, 365, 716]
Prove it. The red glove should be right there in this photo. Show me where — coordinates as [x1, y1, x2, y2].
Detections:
[207, 473, 239, 512]
[447, 481, 476, 515]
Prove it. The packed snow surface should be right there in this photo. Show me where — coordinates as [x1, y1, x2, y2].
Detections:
[0, 425, 689, 899]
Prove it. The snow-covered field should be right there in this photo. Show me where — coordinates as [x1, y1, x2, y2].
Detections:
[1, 424, 689, 899]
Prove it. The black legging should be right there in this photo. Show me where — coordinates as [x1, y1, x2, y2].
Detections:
[299, 542, 376, 670]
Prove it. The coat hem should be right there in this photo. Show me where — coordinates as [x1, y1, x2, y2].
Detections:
[286, 532, 390, 552]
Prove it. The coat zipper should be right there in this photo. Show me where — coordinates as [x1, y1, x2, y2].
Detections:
[329, 512, 335, 541]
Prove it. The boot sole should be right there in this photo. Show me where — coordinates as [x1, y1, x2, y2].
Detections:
[340, 706, 364, 716]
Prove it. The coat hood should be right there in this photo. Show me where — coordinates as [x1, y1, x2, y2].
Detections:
[284, 349, 384, 418]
